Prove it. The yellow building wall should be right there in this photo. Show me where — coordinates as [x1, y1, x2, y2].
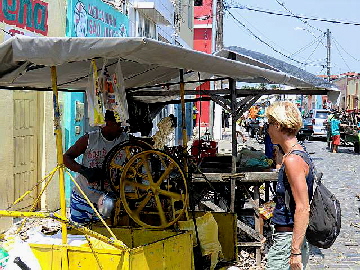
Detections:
[0, 0, 67, 231]
[0, 93, 15, 230]
[346, 78, 360, 110]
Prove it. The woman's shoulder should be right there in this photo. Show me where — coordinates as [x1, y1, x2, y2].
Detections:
[284, 149, 310, 166]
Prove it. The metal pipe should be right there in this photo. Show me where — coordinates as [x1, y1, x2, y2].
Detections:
[51, 66, 69, 270]
[0, 211, 127, 250]
[180, 69, 187, 148]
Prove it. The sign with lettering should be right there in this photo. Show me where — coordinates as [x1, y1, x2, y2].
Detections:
[0, 0, 48, 35]
[66, 0, 129, 37]
[4, 25, 38, 40]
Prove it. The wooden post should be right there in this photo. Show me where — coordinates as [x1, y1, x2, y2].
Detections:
[230, 178, 236, 212]
[253, 184, 262, 266]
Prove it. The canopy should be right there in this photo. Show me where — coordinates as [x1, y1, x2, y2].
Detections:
[0, 36, 339, 133]
[1, 36, 325, 91]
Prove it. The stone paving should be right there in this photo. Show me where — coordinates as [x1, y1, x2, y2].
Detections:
[304, 139, 360, 270]
[234, 135, 360, 269]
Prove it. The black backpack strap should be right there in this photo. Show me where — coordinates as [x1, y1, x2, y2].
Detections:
[289, 150, 321, 184]
[283, 150, 321, 207]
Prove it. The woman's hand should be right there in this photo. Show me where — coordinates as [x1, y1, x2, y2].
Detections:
[290, 255, 303, 269]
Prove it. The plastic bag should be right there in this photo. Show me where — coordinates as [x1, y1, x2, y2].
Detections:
[178, 212, 222, 270]
[4, 236, 41, 270]
[87, 60, 106, 126]
[87, 59, 129, 126]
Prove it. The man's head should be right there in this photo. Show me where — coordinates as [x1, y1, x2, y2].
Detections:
[103, 110, 123, 139]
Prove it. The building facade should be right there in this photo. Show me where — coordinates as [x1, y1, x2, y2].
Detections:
[0, 0, 68, 230]
[193, 0, 215, 138]
[334, 73, 360, 111]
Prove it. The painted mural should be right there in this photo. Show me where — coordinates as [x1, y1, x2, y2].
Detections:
[67, 0, 128, 37]
[0, 0, 48, 35]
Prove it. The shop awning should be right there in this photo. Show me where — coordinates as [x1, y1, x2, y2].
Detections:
[0, 37, 336, 101]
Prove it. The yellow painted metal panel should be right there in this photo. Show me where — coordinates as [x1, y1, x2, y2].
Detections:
[130, 242, 164, 269]
[163, 231, 194, 269]
[72, 227, 179, 249]
[30, 231, 194, 270]
[130, 232, 193, 270]
[31, 244, 130, 269]
[70, 227, 134, 247]
[133, 229, 178, 248]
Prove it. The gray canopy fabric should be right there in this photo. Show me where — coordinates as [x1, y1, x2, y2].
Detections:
[0, 36, 339, 134]
[0, 37, 326, 93]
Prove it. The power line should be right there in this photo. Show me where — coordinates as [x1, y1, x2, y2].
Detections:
[290, 34, 323, 58]
[304, 35, 323, 67]
[224, 7, 307, 66]
[332, 37, 360, 63]
[226, 4, 360, 26]
[231, 8, 293, 56]
[332, 37, 351, 71]
[274, 0, 322, 33]
[274, 0, 326, 50]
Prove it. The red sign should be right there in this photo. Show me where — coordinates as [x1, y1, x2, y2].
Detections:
[0, 0, 48, 35]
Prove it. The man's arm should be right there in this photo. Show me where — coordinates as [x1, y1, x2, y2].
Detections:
[63, 134, 89, 172]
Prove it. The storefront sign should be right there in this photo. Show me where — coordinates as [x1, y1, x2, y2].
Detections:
[4, 25, 38, 40]
[67, 0, 128, 37]
[0, 0, 48, 35]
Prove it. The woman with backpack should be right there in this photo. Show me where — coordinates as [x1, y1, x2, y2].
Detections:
[265, 101, 315, 270]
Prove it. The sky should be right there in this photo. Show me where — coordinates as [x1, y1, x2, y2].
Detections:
[223, 0, 360, 76]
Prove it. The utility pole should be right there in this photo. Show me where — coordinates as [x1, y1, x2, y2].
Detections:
[326, 29, 331, 82]
[215, 0, 224, 51]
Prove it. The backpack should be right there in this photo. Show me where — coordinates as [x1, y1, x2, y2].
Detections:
[306, 169, 341, 249]
[285, 151, 341, 249]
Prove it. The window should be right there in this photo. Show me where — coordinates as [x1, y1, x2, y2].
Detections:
[194, 0, 203, 6]
[137, 13, 156, 39]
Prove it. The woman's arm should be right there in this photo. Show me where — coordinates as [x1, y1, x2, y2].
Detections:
[284, 155, 310, 268]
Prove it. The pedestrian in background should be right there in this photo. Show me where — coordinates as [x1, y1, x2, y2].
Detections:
[330, 113, 341, 153]
[265, 101, 315, 270]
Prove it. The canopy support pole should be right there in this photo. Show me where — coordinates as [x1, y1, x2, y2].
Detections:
[180, 69, 187, 148]
[51, 66, 69, 270]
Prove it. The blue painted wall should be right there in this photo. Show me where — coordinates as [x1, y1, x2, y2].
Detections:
[63, 92, 85, 205]
[64, 0, 129, 206]
[174, 103, 193, 145]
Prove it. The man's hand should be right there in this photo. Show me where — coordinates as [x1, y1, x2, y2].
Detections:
[290, 254, 303, 270]
[79, 166, 104, 184]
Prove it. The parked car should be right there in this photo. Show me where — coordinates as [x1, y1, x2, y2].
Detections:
[297, 117, 313, 141]
[311, 109, 330, 138]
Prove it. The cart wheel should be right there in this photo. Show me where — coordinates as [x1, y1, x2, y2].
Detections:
[120, 150, 188, 229]
[103, 139, 152, 193]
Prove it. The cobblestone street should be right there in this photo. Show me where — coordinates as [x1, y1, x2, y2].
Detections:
[304, 139, 360, 269]
[237, 135, 360, 269]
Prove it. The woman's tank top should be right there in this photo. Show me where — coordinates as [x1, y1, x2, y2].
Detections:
[271, 150, 315, 226]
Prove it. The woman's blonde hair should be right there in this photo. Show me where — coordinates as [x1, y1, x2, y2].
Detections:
[266, 101, 302, 135]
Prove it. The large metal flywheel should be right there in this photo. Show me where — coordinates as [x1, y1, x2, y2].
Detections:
[120, 150, 188, 229]
[103, 139, 152, 193]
